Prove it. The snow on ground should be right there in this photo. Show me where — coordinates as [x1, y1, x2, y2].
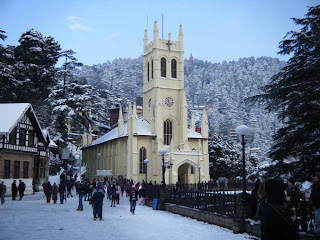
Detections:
[0, 190, 254, 240]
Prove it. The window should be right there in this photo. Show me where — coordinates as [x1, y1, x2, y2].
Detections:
[147, 62, 150, 81]
[151, 60, 154, 79]
[9, 127, 16, 144]
[40, 162, 46, 178]
[161, 58, 166, 77]
[171, 59, 177, 78]
[4, 160, 10, 179]
[19, 128, 26, 146]
[28, 130, 35, 147]
[139, 147, 147, 174]
[23, 161, 29, 178]
[191, 166, 194, 174]
[164, 119, 172, 145]
[14, 160, 20, 179]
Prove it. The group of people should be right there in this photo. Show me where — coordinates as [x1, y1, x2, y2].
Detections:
[246, 174, 320, 239]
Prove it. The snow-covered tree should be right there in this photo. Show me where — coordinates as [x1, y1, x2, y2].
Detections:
[249, 5, 320, 177]
[13, 29, 61, 103]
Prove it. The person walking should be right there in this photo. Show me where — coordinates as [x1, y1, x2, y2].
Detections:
[309, 174, 320, 237]
[138, 185, 146, 206]
[66, 180, 73, 198]
[116, 184, 121, 204]
[129, 185, 138, 214]
[76, 181, 85, 211]
[18, 180, 25, 200]
[121, 183, 124, 198]
[52, 183, 58, 204]
[254, 175, 267, 221]
[110, 184, 117, 207]
[11, 180, 17, 200]
[92, 182, 105, 220]
[45, 181, 52, 203]
[248, 175, 261, 219]
[59, 180, 66, 204]
[0, 181, 6, 204]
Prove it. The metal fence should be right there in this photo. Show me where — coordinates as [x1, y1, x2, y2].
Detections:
[144, 184, 318, 235]
[168, 188, 237, 216]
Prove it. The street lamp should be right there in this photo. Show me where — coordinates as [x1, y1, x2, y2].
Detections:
[198, 166, 201, 189]
[159, 149, 167, 185]
[235, 125, 251, 195]
[144, 159, 150, 183]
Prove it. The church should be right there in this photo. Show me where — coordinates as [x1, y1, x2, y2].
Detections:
[82, 22, 210, 184]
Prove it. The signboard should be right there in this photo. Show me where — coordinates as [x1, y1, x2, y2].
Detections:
[96, 170, 112, 176]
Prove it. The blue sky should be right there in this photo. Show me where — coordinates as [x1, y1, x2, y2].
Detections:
[1, 0, 317, 66]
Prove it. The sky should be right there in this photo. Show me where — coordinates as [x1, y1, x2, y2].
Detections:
[1, 0, 318, 66]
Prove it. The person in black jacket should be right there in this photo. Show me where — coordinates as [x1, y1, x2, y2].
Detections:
[260, 179, 299, 240]
[92, 183, 105, 220]
[11, 180, 17, 200]
[248, 175, 261, 219]
[310, 174, 320, 235]
[59, 180, 66, 204]
[129, 185, 138, 214]
[76, 181, 85, 211]
[18, 180, 25, 200]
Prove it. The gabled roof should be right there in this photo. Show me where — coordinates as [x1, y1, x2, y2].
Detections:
[85, 117, 205, 148]
[88, 118, 155, 147]
[0, 103, 46, 142]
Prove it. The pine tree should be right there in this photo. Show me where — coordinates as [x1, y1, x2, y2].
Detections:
[0, 29, 17, 102]
[13, 29, 61, 103]
[248, 6, 320, 176]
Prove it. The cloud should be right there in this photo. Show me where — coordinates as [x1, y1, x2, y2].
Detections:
[66, 16, 89, 31]
[111, 33, 120, 38]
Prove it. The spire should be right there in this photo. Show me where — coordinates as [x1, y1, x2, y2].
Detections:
[144, 29, 148, 50]
[133, 102, 138, 119]
[128, 102, 132, 116]
[118, 107, 124, 136]
[190, 111, 195, 131]
[153, 21, 159, 46]
[178, 24, 183, 50]
[168, 32, 172, 41]
[201, 108, 208, 138]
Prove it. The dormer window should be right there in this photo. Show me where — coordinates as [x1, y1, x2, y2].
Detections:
[171, 59, 177, 78]
[161, 58, 166, 78]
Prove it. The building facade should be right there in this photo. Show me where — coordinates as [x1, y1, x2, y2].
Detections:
[0, 103, 50, 195]
[82, 22, 210, 184]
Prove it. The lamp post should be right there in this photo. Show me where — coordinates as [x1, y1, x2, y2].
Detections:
[97, 153, 101, 180]
[198, 166, 201, 189]
[235, 125, 251, 195]
[144, 159, 150, 183]
[159, 149, 167, 185]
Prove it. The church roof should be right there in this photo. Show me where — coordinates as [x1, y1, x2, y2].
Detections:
[88, 118, 155, 147]
[188, 129, 205, 139]
[86, 118, 205, 148]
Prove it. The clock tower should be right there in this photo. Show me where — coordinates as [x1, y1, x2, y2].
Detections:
[143, 21, 188, 150]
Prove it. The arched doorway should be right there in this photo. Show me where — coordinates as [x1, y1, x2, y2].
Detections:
[177, 162, 197, 184]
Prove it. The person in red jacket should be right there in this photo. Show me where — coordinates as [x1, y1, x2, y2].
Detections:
[52, 183, 58, 204]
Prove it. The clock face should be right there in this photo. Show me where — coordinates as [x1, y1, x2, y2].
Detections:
[148, 99, 152, 108]
[165, 97, 174, 107]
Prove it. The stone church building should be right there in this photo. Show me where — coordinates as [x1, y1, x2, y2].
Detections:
[82, 22, 210, 184]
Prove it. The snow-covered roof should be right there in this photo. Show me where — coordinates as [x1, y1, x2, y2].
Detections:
[0, 103, 31, 134]
[88, 118, 155, 147]
[93, 121, 111, 130]
[188, 129, 205, 139]
[49, 140, 58, 148]
[0, 103, 47, 143]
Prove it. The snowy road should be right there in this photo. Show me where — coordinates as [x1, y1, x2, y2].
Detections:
[0, 191, 253, 240]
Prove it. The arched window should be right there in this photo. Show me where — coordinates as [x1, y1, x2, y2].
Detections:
[147, 62, 150, 81]
[151, 59, 154, 79]
[161, 57, 166, 77]
[139, 147, 147, 174]
[163, 119, 172, 145]
[171, 59, 177, 78]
